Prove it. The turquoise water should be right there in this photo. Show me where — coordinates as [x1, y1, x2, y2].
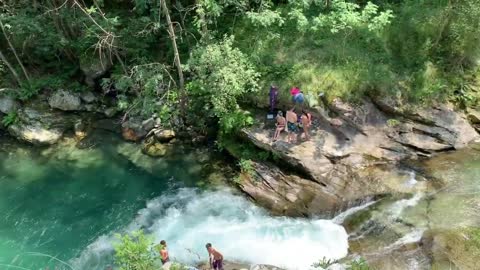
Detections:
[0, 132, 217, 269]
[0, 131, 350, 270]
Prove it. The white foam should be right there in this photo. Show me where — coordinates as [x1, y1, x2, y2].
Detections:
[388, 192, 423, 218]
[332, 200, 377, 225]
[405, 171, 418, 187]
[72, 189, 349, 270]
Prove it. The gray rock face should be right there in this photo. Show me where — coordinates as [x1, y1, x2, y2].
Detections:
[7, 106, 74, 145]
[122, 118, 147, 141]
[80, 91, 97, 103]
[236, 98, 480, 216]
[0, 96, 20, 114]
[141, 118, 155, 133]
[154, 129, 176, 142]
[239, 161, 341, 217]
[104, 107, 117, 118]
[48, 90, 82, 111]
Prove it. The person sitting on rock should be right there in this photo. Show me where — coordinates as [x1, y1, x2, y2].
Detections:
[286, 108, 298, 143]
[206, 243, 224, 270]
[273, 111, 286, 142]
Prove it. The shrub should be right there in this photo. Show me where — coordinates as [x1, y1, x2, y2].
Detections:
[114, 230, 155, 270]
[186, 36, 260, 134]
[2, 111, 18, 127]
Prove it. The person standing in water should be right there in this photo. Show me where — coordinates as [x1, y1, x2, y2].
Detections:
[286, 108, 298, 143]
[157, 240, 170, 265]
[206, 243, 224, 270]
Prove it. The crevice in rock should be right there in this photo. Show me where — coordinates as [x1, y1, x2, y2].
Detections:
[324, 153, 351, 164]
[320, 95, 368, 136]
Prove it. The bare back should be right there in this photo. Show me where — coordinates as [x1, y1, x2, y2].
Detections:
[286, 110, 297, 123]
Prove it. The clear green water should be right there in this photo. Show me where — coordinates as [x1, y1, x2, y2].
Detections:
[0, 131, 218, 269]
[0, 131, 351, 270]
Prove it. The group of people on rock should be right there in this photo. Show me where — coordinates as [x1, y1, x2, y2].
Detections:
[269, 85, 312, 143]
[157, 240, 224, 270]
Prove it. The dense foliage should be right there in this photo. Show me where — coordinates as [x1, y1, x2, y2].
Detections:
[114, 230, 156, 270]
[2, 0, 480, 133]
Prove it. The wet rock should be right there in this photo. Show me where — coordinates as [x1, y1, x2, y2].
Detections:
[238, 161, 342, 217]
[0, 96, 20, 114]
[141, 118, 155, 133]
[142, 137, 168, 157]
[426, 229, 480, 270]
[80, 91, 97, 103]
[122, 118, 147, 141]
[48, 89, 82, 111]
[7, 106, 75, 145]
[154, 129, 176, 142]
[8, 123, 63, 145]
[104, 107, 117, 118]
[74, 119, 87, 139]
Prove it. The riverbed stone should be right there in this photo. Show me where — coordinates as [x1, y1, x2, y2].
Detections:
[154, 129, 176, 142]
[80, 91, 97, 103]
[0, 96, 20, 114]
[141, 117, 155, 132]
[6, 104, 76, 145]
[121, 118, 147, 141]
[104, 107, 117, 118]
[142, 141, 168, 157]
[48, 89, 82, 111]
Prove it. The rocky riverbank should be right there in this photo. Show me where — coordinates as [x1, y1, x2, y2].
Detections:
[232, 97, 479, 218]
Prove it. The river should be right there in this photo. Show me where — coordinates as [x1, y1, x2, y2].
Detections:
[0, 131, 348, 270]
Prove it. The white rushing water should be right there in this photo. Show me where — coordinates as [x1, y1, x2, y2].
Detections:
[72, 189, 349, 270]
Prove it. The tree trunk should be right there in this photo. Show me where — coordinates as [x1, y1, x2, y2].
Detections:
[0, 49, 22, 86]
[0, 18, 30, 83]
[160, 0, 186, 109]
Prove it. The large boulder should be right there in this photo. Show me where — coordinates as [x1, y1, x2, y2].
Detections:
[122, 117, 148, 141]
[0, 96, 20, 114]
[239, 161, 342, 217]
[80, 91, 97, 103]
[154, 129, 176, 142]
[7, 106, 74, 145]
[48, 90, 82, 111]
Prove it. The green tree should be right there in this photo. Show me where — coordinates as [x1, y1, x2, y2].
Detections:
[186, 36, 259, 133]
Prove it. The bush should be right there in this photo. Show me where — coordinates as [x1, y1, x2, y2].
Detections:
[186, 36, 260, 134]
[114, 230, 155, 270]
[2, 111, 18, 127]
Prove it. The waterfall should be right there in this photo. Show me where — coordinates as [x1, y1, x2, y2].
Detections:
[72, 189, 349, 270]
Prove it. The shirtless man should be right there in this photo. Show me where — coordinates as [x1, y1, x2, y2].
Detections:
[286, 108, 298, 143]
[206, 243, 224, 270]
[273, 111, 286, 142]
[158, 240, 170, 265]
